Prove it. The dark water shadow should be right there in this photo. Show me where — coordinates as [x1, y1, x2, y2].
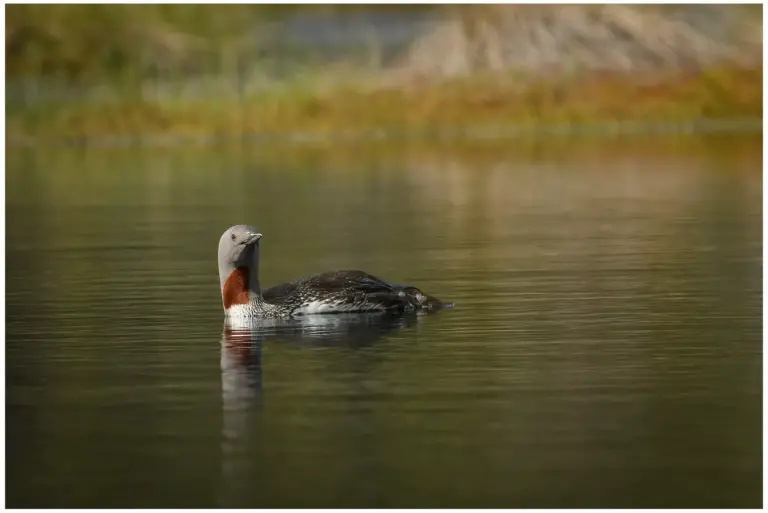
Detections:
[220, 312, 428, 407]
[220, 312, 427, 405]
[217, 311, 431, 507]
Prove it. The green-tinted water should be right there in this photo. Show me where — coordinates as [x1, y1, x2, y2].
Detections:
[6, 136, 762, 508]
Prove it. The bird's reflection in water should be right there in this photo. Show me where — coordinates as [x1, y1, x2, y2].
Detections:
[221, 312, 424, 403]
[217, 312, 425, 507]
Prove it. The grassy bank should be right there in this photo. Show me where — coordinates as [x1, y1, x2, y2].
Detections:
[7, 65, 761, 142]
[7, 5, 761, 142]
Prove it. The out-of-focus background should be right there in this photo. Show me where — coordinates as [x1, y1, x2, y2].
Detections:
[5, 4, 763, 509]
[5, 4, 762, 140]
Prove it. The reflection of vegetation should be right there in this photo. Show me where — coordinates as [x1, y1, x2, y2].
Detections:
[6, 134, 761, 209]
[7, 138, 761, 507]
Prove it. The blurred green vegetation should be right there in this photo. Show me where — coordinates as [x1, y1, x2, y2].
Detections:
[8, 67, 760, 141]
[6, 4, 431, 81]
[7, 5, 260, 80]
[5, 5, 762, 140]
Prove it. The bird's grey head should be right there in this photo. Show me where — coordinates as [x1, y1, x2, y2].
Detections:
[217, 224, 262, 291]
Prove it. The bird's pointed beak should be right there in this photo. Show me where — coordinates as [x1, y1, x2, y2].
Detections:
[245, 232, 262, 245]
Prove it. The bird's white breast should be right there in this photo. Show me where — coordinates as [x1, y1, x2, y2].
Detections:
[292, 299, 385, 315]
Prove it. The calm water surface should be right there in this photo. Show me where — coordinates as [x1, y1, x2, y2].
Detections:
[6, 137, 762, 507]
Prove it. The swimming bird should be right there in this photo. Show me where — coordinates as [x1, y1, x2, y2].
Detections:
[217, 224, 453, 319]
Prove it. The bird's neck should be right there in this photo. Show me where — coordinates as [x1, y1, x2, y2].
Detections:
[222, 266, 263, 309]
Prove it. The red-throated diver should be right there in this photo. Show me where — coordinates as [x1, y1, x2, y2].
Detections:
[218, 224, 453, 318]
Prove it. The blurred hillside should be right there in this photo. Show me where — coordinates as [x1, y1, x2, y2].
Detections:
[5, 5, 762, 141]
[405, 5, 761, 75]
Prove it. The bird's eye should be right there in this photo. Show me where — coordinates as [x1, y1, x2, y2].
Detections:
[231, 233, 236, 241]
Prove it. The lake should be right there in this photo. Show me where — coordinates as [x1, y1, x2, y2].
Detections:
[6, 135, 762, 508]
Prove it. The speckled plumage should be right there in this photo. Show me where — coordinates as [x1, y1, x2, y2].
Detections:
[217, 224, 452, 320]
